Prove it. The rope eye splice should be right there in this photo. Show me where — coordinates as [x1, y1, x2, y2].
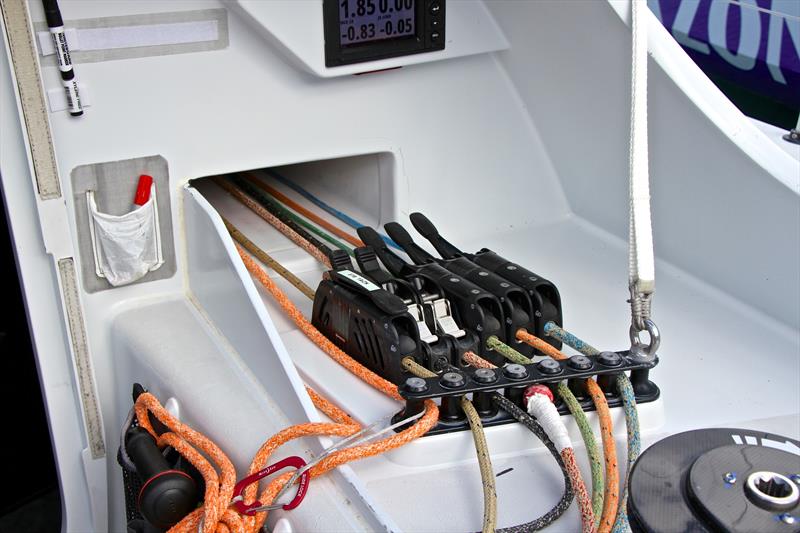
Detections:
[230, 456, 310, 516]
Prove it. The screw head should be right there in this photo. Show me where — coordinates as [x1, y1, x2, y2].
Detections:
[779, 513, 796, 525]
[723, 472, 737, 484]
[790, 474, 800, 485]
[503, 363, 528, 380]
[473, 368, 497, 383]
[440, 372, 465, 389]
[567, 355, 593, 371]
[404, 377, 428, 393]
[537, 358, 562, 375]
[598, 351, 622, 367]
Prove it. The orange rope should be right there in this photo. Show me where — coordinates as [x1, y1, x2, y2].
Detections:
[238, 244, 402, 400]
[135, 393, 241, 533]
[244, 174, 365, 248]
[212, 177, 331, 268]
[462, 350, 495, 369]
[516, 329, 619, 533]
[562, 447, 597, 533]
[136, 382, 438, 533]
[305, 385, 356, 425]
[131, 246, 439, 533]
[236, 244, 439, 529]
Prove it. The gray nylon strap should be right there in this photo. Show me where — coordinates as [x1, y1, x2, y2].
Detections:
[59, 257, 106, 458]
[35, 8, 229, 65]
[1, 0, 61, 199]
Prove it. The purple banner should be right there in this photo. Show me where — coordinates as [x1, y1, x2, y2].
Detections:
[649, 0, 799, 108]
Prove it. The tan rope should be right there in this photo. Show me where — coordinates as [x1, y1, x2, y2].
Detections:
[223, 217, 316, 300]
[401, 357, 497, 533]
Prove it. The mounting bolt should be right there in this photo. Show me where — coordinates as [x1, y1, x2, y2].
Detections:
[503, 364, 528, 380]
[404, 377, 428, 393]
[440, 372, 465, 389]
[567, 355, 593, 371]
[536, 358, 562, 375]
[473, 368, 498, 383]
[784, 129, 800, 145]
[779, 513, 796, 525]
[790, 474, 800, 485]
[723, 472, 737, 484]
[598, 351, 622, 367]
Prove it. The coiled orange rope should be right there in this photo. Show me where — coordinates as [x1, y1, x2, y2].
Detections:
[244, 174, 365, 248]
[131, 245, 439, 533]
[516, 330, 619, 533]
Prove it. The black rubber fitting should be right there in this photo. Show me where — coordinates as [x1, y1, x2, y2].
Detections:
[567, 355, 593, 371]
[503, 363, 529, 380]
[440, 371, 466, 389]
[598, 351, 623, 367]
[473, 368, 498, 383]
[405, 377, 428, 393]
[537, 358, 562, 375]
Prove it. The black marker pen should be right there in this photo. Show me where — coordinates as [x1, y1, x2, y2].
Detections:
[42, 0, 83, 116]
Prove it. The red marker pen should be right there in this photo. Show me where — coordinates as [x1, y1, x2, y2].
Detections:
[134, 175, 153, 208]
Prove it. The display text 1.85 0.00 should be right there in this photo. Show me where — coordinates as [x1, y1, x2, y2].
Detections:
[339, 0, 415, 45]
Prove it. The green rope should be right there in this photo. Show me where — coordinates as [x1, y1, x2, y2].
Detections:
[486, 335, 530, 365]
[486, 336, 605, 524]
[232, 176, 354, 256]
[556, 381, 605, 526]
[544, 322, 641, 532]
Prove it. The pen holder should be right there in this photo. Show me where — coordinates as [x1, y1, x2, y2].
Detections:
[86, 183, 164, 287]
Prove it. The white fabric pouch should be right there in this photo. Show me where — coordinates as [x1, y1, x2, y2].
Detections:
[86, 183, 163, 286]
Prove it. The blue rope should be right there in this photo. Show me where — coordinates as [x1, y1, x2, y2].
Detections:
[544, 321, 641, 533]
[544, 322, 600, 356]
[612, 376, 640, 533]
[265, 169, 402, 251]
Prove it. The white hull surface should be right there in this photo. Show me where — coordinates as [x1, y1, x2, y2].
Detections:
[1, 1, 798, 531]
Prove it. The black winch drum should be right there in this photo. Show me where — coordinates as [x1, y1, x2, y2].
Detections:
[628, 428, 800, 532]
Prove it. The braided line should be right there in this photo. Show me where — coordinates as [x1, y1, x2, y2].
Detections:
[244, 175, 364, 248]
[468, 352, 594, 532]
[224, 217, 316, 300]
[401, 357, 496, 533]
[131, 245, 440, 532]
[212, 177, 331, 267]
[509, 331, 610, 528]
[562, 448, 597, 533]
[540, 323, 642, 531]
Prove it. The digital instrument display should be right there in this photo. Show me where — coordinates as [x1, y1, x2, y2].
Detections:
[323, 0, 445, 67]
[339, 0, 416, 46]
